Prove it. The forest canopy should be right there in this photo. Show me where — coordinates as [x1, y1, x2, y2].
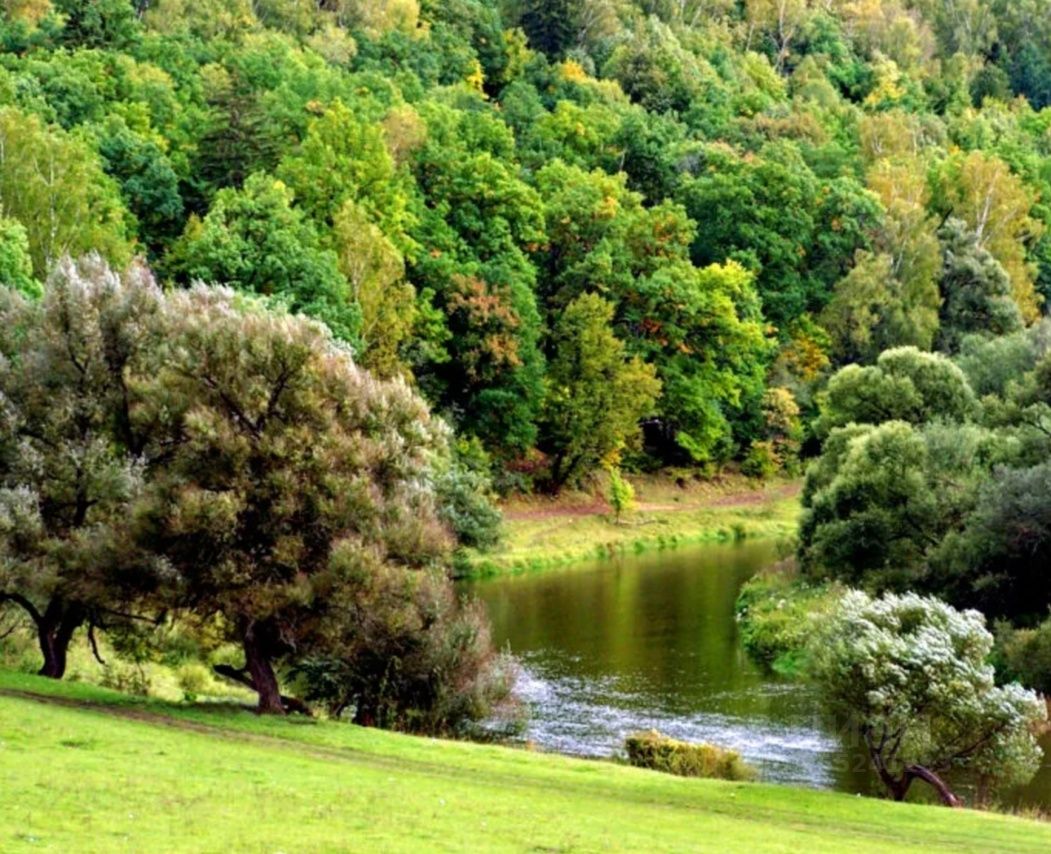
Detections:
[2, 0, 1049, 491]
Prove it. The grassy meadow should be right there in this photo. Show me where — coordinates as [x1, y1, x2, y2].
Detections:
[1, 671, 1049, 853]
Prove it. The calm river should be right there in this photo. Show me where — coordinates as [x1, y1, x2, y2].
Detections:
[462, 542, 1051, 807]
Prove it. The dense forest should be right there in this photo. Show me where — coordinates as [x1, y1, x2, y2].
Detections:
[2, 0, 1049, 490]
[3, 0, 1051, 811]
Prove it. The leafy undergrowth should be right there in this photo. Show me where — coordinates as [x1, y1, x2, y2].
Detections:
[1, 671, 1050, 853]
[735, 561, 845, 677]
[460, 475, 801, 578]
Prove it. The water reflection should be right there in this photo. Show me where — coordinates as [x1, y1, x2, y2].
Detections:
[464, 542, 1051, 806]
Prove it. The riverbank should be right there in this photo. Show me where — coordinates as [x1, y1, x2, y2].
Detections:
[459, 474, 802, 578]
[1, 670, 1048, 853]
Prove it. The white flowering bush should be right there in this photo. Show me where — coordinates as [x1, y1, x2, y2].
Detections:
[811, 590, 1046, 806]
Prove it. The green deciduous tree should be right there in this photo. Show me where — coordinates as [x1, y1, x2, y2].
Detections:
[54, 0, 141, 50]
[166, 173, 360, 344]
[799, 420, 1005, 591]
[535, 162, 770, 463]
[811, 590, 1045, 806]
[540, 292, 661, 489]
[939, 462, 1051, 621]
[816, 347, 978, 435]
[0, 108, 133, 278]
[96, 118, 185, 258]
[936, 151, 1043, 322]
[0, 214, 39, 297]
[277, 100, 412, 244]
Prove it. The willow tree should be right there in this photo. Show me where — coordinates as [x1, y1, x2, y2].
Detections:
[812, 591, 1045, 806]
[134, 286, 453, 713]
[0, 256, 167, 677]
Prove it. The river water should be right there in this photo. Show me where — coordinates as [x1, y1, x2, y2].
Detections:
[462, 541, 1051, 807]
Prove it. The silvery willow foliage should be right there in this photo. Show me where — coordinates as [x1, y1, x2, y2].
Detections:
[811, 590, 1046, 805]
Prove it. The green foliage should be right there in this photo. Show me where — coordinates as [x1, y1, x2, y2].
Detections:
[432, 437, 503, 551]
[277, 100, 411, 242]
[954, 330, 1039, 398]
[939, 462, 1051, 620]
[0, 214, 39, 296]
[678, 142, 878, 328]
[166, 173, 360, 344]
[55, 0, 141, 50]
[96, 118, 184, 256]
[606, 467, 635, 522]
[735, 566, 842, 676]
[937, 218, 1023, 354]
[541, 293, 660, 489]
[292, 570, 518, 735]
[994, 618, 1051, 695]
[0, 107, 132, 278]
[5, 0, 1051, 518]
[741, 441, 779, 480]
[799, 420, 1008, 591]
[816, 347, 978, 436]
[811, 590, 1046, 804]
[624, 730, 757, 782]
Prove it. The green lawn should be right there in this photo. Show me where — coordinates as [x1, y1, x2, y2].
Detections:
[1, 671, 1048, 853]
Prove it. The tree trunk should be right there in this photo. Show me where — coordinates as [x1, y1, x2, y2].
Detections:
[36, 601, 84, 679]
[905, 765, 962, 808]
[242, 624, 285, 715]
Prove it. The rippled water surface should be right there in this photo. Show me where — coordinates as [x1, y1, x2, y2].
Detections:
[463, 541, 1051, 805]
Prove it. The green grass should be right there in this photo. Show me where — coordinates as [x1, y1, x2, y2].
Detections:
[1, 671, 1049, 852]
[460, 477, 802, 578]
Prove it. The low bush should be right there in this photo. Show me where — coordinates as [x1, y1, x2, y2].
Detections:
[292, 567, 520, 736]
[735, 561, 843, 676]
[741, 441, 779, 480]
[624, 730, 757, 781]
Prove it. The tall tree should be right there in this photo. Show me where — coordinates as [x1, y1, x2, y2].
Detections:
[165, 173, 360, 344]
[540, 293, 661, 489]
[937, 151, 1043, 322]
[134, 286, 452, 713]
[936, 217, 1022, 353]
[0, 214, 39, 297]
[0, 256, 167, 678]
[0, 108, 133, 279]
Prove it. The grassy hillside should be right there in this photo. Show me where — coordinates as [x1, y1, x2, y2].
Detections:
[462, 476, 801, 577]
[1, 671, 1048, 853]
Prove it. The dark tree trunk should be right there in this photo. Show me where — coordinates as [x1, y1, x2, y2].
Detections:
[242, 624, 285, 715]
[905, 765, 962, 808]
[36, 601, 85, 679]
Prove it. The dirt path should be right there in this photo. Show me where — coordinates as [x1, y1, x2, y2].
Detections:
[503, 482, 801, 522]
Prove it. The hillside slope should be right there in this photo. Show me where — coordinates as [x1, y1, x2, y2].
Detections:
[0, 672, 1048, 853]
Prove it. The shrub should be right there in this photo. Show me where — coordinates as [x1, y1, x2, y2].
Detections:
[607, 467, 635, 521]
[176, 662, 216, 702]
[99, 661, 151, 697]
[292, 568, 520, 736]
[741, 440, 779, 479]
[432, 437, 503, 551]
[735, 561, 842, 676]
[624, 731, 757, 781]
